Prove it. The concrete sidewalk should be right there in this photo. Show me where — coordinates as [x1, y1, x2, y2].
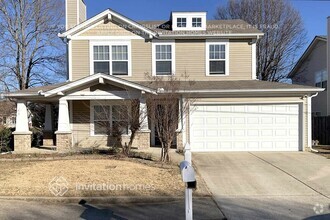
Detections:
[0, 198, 225, 220]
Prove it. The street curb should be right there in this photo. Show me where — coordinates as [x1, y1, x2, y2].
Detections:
[0, 195, 211, 204]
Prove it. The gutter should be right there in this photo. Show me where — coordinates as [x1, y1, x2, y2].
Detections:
[309, 92, 319, 153]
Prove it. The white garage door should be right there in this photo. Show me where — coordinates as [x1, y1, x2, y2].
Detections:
[190, 104, 301, 152]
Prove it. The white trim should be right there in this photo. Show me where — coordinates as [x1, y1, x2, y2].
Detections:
[172, 12, 207, 31]
[68, 39, 73, 81]
[307, 96, 312, 148]
[71, 36, 143, 40]
[89, 40, 132, 77]
[77, 19, 105, 36]
[59, 9, 157, 38]
[252, 41, 257, 80]
[159, 33, 264, 38]
[152, 40, 176, 76]
[44, 73, 157, 97]
[175, 89, 324, 94]
[206, 40, 230, 76]
[194, 100, 304, 105]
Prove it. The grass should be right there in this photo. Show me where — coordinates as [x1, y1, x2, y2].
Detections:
[0, 156, 210, 198]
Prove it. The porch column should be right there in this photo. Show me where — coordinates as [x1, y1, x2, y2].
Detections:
[55, 99, 72, 151]
[43, 104, 54, 146]
[176, 97, 184, 150]
[133, 96, 151, 149]
[13, 100, 32, 152]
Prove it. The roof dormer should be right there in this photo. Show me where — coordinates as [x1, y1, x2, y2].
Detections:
[171, 12, 207, 31]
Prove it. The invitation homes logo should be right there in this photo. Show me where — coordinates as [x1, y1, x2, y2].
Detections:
[48, 176, 155, 197]
[49, 176, 69, 197]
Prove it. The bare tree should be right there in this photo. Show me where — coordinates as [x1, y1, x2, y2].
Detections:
[78, 98, 148, 156]
[216, 0, 306, 82]
[0, 0, 66, 91]
[146, 76, 192, 162]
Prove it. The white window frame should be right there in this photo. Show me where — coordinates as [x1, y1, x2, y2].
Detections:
[90, 101, 131, 137]
[152, 41, 176, 76]
[192, 17, 202, 27]
[206, 40, 229, 76]
[90, 40, 132, 77]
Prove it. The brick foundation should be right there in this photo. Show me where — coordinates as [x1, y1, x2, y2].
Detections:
[176, 131, 183, 150]
[132, 131, 151, 149]
[55, 132, 72, 152]
[43, 132, 55, 146]
[13, 132, 32, 152]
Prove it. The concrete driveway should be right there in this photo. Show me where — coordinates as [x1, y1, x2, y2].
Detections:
[193, 152, 330, 220]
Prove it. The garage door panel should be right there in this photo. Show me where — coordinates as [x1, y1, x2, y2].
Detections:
[190, 104, 300, 152]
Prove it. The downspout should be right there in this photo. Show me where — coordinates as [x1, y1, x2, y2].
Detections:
[309, 93, 319, 153]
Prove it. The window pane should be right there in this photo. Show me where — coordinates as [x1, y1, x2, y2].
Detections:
[94, 62, 110, 74]
[322, 81, 327, 90]
[112, 105, 128, 120]
[94, 121, 110, 135]
[112, 61, 128, 75]
[177, 18, 186, 27]
[156, 61, 172, 75]
[94, 46, 109, 60]
[112, 45, 128, 60]
[156, 45, 171, 60]
[210, 61, 225, 74]
[209, 44, 225, 60]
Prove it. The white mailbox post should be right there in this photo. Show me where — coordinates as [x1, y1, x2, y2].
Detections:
[180, 143, 196, 220]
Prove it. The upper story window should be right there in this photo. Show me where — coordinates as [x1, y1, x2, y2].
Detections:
[192, 18, 202, 27]
[177, 18, 187, 27]
[153, 42, 175, 76]
[315, 70, 328, 90]
[91, 41, 131, 76]
[206, 42, 229, 76]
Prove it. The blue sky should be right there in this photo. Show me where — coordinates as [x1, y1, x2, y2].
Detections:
[84, 0, 329, 49]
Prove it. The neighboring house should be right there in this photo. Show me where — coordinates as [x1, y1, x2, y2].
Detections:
[288, 35, 328, 116]
[289, 17, 330, 116]
[0, 100, 16, 128]
[6, 0, 323, 152]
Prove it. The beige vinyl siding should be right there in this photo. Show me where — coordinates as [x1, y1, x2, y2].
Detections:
[229, 39, 252, 80]
[66, 0, 77, 30]
[130, 39, 152, 80]
[79, 0, 87, 23]
[72, 40, 90, 81]
[175, 40, 205, 78]
[80, 20, 136, 36]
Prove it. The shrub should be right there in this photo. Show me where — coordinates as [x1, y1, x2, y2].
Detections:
[0, 126, 13, 152]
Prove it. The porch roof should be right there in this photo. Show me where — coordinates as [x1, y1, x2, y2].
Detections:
[136, 80, 324, 95]
[5, 78, 323, 99]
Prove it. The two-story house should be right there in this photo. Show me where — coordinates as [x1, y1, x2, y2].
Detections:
[7, 0, 323, 153]
[289, 17, 330, 117]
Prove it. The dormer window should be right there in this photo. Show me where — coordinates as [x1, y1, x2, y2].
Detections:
[192, 18, 202, 27]
[177, 18, 187, 28]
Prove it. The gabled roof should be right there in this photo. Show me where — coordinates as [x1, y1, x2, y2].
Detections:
[43, 74, 157, 97]
[288, 35, 327, 78]
[59, 8, 263, 39]
[6, 74, 157, 98]
[59, 8, 158, 39]
[139, 19, 264, 38]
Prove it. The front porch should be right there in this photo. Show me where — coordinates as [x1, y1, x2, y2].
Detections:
[7, 74, 184, 153]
